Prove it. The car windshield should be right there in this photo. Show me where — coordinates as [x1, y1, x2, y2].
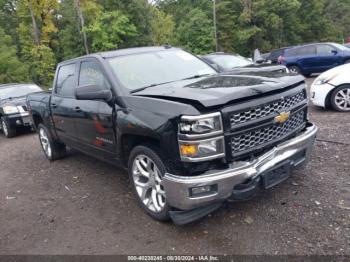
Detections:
[107, 50, 216, 91]
[0, 85, 42, 100]
[208, 54, 254, 69]
[332, 43, 350, 51]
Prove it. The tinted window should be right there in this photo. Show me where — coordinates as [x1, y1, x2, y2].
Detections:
[285, 48, 299, 56]
[0, 85, 42, 100]
[297, 45, 316, 56]
[207, 54, 253, 69]
[55, 64, 76, 97]
[79, 61, 110, 88]
[269, 49, 283, 60]
[317, 45, 334, 54]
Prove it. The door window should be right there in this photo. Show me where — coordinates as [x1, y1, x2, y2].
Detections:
[79, 61, 110, 89]
[55, 64, 76, 97]
[317, 45, 334, 54]
[297, 45, 316, 56]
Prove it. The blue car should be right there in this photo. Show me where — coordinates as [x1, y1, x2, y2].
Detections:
[280, 43, 350, 77]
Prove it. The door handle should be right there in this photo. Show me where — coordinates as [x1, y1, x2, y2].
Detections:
[51, 103, 57, 108]
[74, 106, 82, 113]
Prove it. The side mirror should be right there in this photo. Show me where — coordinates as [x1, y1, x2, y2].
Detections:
[331, 49, 338, 55]
[76, 85, 112, 101]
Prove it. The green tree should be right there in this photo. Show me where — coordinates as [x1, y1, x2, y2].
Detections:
[176, 8, 214, 54]
[150, 7, 175, 45]
[84, 10, 137, 52]
[0, 28, 29, 83]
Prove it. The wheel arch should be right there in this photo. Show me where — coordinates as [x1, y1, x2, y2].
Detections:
[120, 134, 161, 167]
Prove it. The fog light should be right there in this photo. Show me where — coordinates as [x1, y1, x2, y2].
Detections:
[190, 185, 217, 197]
[16, 120, 21, 125]
[180, 144, 198, 156]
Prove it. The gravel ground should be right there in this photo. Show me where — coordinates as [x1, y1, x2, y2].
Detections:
[0, 78, 349, 255]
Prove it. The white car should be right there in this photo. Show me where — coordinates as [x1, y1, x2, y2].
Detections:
[310, 63, 350, 111]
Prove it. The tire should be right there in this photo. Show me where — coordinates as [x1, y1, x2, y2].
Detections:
[345, 59, 350, 64]
[128, 144, 171, 221]
[1, 117, 16, 138]
[330, 85, 350, 112]
[37, 123, 67, 161]
[288, 65, 301, 75]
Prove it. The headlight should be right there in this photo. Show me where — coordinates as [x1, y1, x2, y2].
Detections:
[313, 73, 338, 85]
[179, 137, 225, 162]
[178, 112, 224, 162]
[179, 112, 223, 138]
[3, 106, 19, 114]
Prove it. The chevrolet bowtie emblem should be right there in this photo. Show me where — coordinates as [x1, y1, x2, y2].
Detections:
[274, 111, 290, 124]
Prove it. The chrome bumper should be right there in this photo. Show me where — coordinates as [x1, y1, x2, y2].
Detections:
[163, 123, 318, 210]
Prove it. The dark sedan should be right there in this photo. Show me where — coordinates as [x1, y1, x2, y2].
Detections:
[0, 83, 42, 138]
[201, 52, 289, 74]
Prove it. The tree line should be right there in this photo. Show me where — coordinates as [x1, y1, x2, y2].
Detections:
[1, 0, 349, 87]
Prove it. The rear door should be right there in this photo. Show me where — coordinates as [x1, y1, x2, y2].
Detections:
[316, 44, 341, 72]
[51, 63, 78, 145]
[74, 58, 117, 160]
[297, 45, 317, 73]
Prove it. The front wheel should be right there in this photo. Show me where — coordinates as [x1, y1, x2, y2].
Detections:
[330, 85, 350, 112]
[128, 145, 171, 221]
[38, 124, 67, 161]
[288, 65, 301, 75]
[1, 117, 16, 138]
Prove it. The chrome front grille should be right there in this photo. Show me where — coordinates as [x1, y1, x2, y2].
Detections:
[231, 110, 306, 155]
[230, 91, 306, 128]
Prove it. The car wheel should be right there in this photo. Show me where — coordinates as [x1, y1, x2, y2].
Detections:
[1, 117, 16, 138]
[38, 123, 67, 161]
[330, 85, 350, 112]
[128, 145, 171, 221]
[288, 65, 301, 75]
[344, 59, 350, 64]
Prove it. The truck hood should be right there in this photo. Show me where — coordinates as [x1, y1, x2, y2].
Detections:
[132, 73, 305, 108]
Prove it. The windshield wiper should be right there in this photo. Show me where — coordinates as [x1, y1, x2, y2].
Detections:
[130, 74, 215, 94]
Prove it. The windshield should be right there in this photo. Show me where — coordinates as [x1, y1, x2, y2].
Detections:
[107, 50, 216, 91]
[332, 43, 350, 51]
[0, 85, 42, 100]
[208, 55, 254, 69]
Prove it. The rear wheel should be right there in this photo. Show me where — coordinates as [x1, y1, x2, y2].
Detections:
[128, 145, 171, 221]
[330, 85, 350, 112]
[1, 117, 16, 138]
[38, 124, 67, 161]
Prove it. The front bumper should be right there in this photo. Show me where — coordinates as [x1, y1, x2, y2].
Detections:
[310, 82, 335, 108]
[5, 112, 32, 127]
[163, 123, 318, 210]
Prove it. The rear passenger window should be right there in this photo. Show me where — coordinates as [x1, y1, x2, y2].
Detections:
[317, 45, 334, 54]
[55, 64, 76, 97]
[79, 61, 110, 89]
[297, 46, 316, 56]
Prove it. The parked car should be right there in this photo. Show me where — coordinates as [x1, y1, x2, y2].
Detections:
[265, 47, 291, 64]
[27, 46, 317, 224]
[310, 63, 350, 111]
[280, 43, 350, 77]
[201, 52, 289, 74]
[0, 83, 42, 138]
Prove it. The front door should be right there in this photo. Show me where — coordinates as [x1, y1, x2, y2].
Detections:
[51, 63, 79, 145]
[74, 59, 117, 161]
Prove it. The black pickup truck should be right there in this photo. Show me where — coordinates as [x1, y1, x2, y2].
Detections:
[27, 46, 318, 224]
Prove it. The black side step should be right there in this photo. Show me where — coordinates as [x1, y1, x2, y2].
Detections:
[169, 202, 223, 225]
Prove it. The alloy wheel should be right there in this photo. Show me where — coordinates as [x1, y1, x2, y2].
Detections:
[39, 128, 52, 158]
[132, 154, 166, 213]
[334, 88, 350, 111]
